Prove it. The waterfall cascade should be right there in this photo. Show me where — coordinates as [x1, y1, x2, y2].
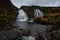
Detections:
[16, 9, 44, 22]
[34, 9, 44, 18]
[16, 9, 28, 22]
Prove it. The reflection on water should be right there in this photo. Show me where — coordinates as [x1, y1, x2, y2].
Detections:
[14, 21, 52, 32]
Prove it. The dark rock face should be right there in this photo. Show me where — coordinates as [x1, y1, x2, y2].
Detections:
[0, 30, 17, 40]
[0, 0, 19, 27]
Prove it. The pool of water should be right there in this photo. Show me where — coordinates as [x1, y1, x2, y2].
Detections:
[12, 21, 53, 40]
[13, 21, 52, 32]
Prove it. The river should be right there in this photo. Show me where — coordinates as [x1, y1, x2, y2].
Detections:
[13, 21, 53, 40]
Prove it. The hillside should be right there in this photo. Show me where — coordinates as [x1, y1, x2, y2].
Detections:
[0, 0, 19, 27]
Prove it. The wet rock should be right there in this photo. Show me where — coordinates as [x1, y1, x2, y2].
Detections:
[19, 29, 31, 36]
[50, 29, 60, 40]
[0, 28, 50, 40]
[0, 29, 17, 40]
[18, 30, 45, 40]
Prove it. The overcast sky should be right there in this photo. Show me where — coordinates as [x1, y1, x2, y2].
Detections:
[10, 0, 60, 8]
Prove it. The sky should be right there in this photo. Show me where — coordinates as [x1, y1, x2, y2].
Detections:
[10, 0, 60, 8]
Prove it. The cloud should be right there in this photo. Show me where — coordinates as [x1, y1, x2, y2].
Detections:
[10, 0, 60, 8]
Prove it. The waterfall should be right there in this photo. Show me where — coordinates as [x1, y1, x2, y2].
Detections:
[16, 9, 28, 22]
[34, 9, 44, 18]
[28, 9, 44, 22]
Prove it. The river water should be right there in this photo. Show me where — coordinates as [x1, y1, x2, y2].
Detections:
[13, 21, 53, 40]
[14, 21, 51, 31]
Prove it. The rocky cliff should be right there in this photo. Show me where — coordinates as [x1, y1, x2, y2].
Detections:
[0, 0, 19, 27]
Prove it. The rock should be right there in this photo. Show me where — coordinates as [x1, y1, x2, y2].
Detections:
[0, 29, 17, 40]
[53, 30, 60, 39]
[49, 29, 60, 40]
[0, 34, 8, 40]
[0, 29, 23, 40]
[0, 29, 48, 40]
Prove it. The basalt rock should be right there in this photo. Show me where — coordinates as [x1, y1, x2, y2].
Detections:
[0, 0, 19, 27]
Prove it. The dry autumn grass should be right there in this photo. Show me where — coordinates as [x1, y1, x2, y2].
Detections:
[34, 13, 60, 25]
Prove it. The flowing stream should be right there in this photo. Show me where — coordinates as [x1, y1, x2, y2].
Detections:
[15, 9, 52, 40]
